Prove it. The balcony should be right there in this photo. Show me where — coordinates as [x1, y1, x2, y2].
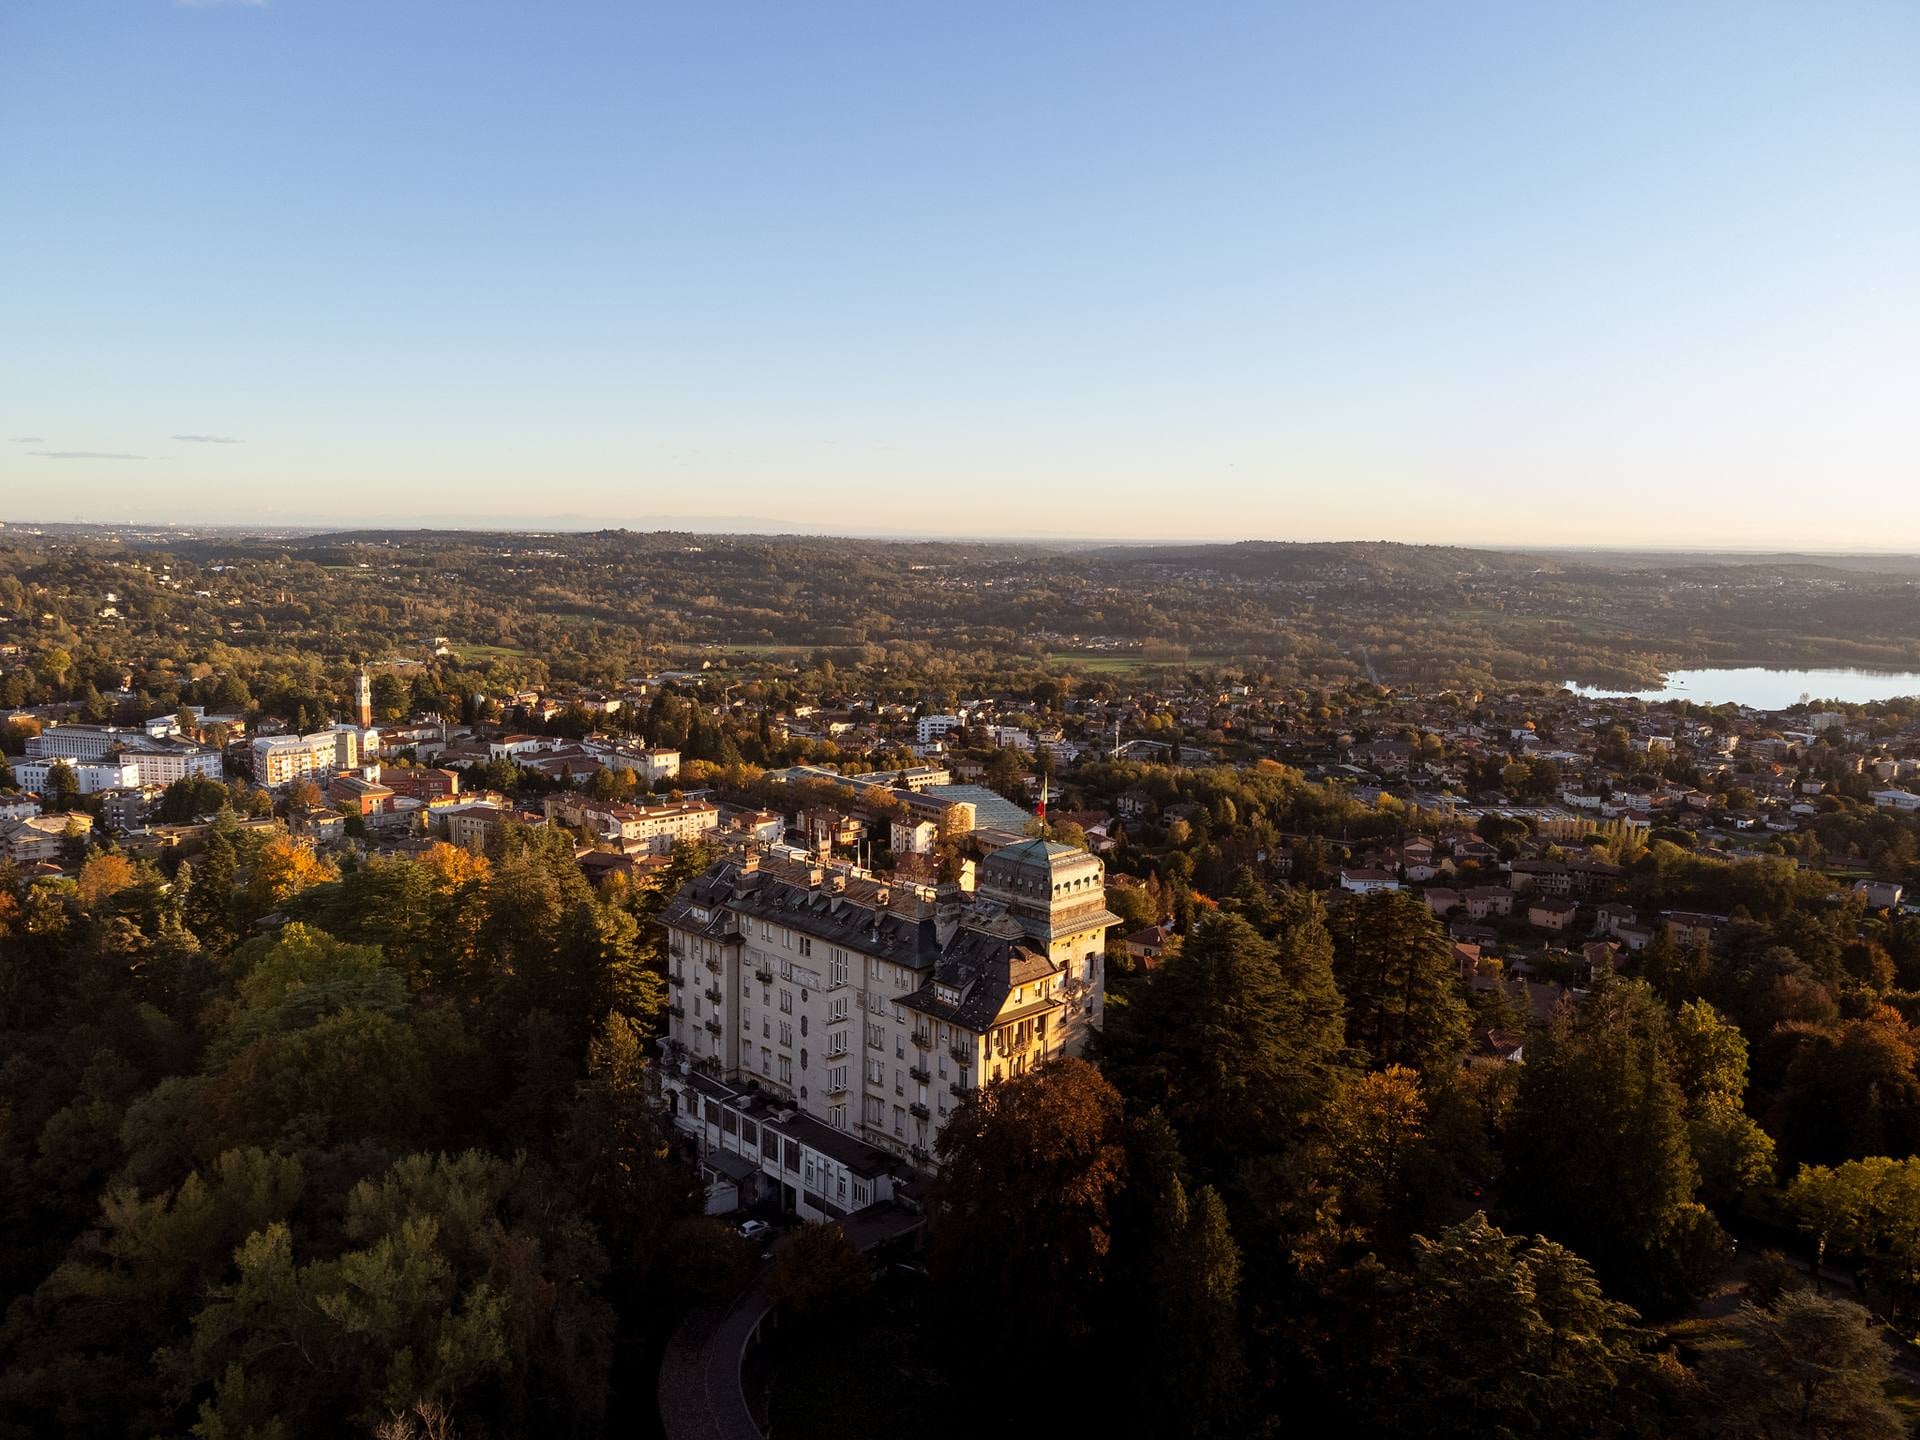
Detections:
[668, 1004, 685, 1020]
[948, 1044, 971, 1065]
[826, 1079, 849, 1097]
[704, 986, 723, 1005]
[754, 965, 774, 984]
[909, 1064, 931, 1085]
[911, 1030, 932, 1050]
[704, 1018, 723, 1036]
[667, 971, 685, 988]
[949, 1079, 969, 1098]
[909, 1102, 930, 1121]
[909, 1144, 931, 1165]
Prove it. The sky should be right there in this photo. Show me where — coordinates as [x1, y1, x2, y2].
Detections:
[2, 1, 1916, 546]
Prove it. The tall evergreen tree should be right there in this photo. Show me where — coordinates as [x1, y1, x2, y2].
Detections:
[1505, 976, 1730, 1315]
[1327, 890, 1469, 1072]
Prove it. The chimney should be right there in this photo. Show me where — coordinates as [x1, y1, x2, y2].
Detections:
[741, 845, 760, 874]
[934, 880, 963, 946]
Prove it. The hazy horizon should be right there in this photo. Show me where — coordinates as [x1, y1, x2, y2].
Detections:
[4, 1, 1915, 547]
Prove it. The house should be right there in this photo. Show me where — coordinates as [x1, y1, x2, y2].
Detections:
[1463, 885, 1515, 921]
[1855, 879, 1905, 911]
[1594, 901, 1637, 936]
[1122, 923, 1174, 970]
[1, 811, 92, 864]
[1467, 1028, 1526, 1068]
[1339, 867, 1401, 895]
[1424, 886, 1462, 918]
[1528, 897, 1578, 932]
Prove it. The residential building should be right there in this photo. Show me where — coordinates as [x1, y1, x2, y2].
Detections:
[251, 728, 361, 787]
[657, 839, 1115, 1175]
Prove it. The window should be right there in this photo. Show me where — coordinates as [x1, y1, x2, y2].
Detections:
[829, 1104, 846, 1130]
[797, 936, 812, 957]
[866, 1022, 884, 1050]
[892, 1106, 904, 1136]
[778, 1056, 793, 1084]
[894, 1068, 904, 1095]
[800, 1015, 808, 1037]
[779, 989, 793, 1014]
[865, 1057, 884, 1085]
[830, 948, 848, 986]
[863, 1095, 884, 1125]
[779, 1021, 793, 1048]
[829, 996, 849, 1022]
[854, 1180, 870, 1206]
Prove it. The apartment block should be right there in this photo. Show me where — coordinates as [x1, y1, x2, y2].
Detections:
[657, 839, 1114, 1191]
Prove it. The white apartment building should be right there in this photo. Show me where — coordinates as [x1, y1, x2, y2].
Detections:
[543, 793, 720, 852]
[589, 743, 681, 784]
[26, 725, 145, 761]
[915, 714, 963, 745]
[126, 744, 224, 787]
[251, 727, 361, 787]
[12, 757, 141, 795]
[658, 839, 1115, 1183]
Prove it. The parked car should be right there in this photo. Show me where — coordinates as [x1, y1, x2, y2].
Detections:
[738, 1219, 772, 1242]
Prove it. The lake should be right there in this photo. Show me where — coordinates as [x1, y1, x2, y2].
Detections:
[1565, 667, 1920, 710]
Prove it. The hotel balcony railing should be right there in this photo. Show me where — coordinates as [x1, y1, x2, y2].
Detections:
[704, 986, 723, 1004]
[754, 965, 774, 984]
[948, 1044, 971, 1065]
[910, 1030, 932, 1050]
[668, 1004, 685, 1020]
[949, 1079, 969, 1097]
[704, 1018, 723, 1036]
[667, 972, 685, 988]
[909, 1065, 931, 1084]
[909, 1102, 930, 1121]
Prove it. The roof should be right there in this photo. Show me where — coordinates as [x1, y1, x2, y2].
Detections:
[923, 783, 1033, 832]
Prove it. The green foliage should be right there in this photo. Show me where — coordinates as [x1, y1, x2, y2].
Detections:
[1106, 907, 1345, 1180]
[1505, 977, 1731, 1316]
[1372, 1214, 1673, 1440]
[1327, 890, 1469, 1073]
[1700, 1292, 1904, 1440]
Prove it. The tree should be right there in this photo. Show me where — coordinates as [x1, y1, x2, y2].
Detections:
[1505, 977, 1730, 1315]
[929, 1057, 1126, 1399]
[766, 1221, 871, 1321]
[1700, 1292, 1903, 1440]
[75, 852, 138, 910]
[563, 1012, 686, 1284]
[243, 835, 336, 915]
[1670, 999, 1775, 1204]
[1374, 1214, 1674, 1440]
[43, 760, 80, 811]
[1298, 1065, 1454, 1251]
[1327, 890, 1469, 1072]
[1105, 907, 1345, 1180]
[1786, 1155, 1920, 1318]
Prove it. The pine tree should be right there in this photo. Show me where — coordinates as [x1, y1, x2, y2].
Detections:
[1505, 975, 1731, 1315]
[1327, 890, 1469, 1072]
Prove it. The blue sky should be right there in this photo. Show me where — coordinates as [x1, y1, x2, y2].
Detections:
[3, 1, 1915, 544]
